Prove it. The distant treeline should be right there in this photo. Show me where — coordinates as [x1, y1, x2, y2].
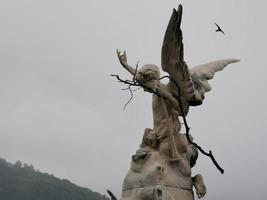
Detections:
[0, 158, 108, 200]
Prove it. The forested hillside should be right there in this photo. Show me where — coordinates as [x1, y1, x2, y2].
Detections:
[0, 158, 108, 200]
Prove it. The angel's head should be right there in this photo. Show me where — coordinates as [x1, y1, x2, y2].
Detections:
[134, 64, 160, 83]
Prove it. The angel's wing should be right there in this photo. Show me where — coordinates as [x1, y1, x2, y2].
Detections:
[161, 5, 184, 70]
[189, 59, 240, 105]
[161, 4, 194, 109]
[161, 5, 240, 110]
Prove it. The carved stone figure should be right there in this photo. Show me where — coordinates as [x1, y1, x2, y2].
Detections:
[115, 4, 239, 200]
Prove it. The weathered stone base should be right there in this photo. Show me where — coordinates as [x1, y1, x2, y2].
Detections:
[121, 147, 198, 200]
[122, 185, 194, 200]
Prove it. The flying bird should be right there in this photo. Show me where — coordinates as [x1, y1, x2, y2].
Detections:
[214, 23, 225, 34]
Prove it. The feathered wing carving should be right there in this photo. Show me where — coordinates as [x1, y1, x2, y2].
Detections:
[189, 59, 240, 106]
[161, 5, 184, 69]
[190, 59, 240, 80]
[161, 4, 240, 111]
[161, 5, 194, 114]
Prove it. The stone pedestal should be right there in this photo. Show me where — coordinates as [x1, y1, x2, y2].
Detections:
[121, 133, 205, 200]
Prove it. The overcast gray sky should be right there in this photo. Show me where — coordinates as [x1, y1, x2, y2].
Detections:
[0, 0, 266, 199]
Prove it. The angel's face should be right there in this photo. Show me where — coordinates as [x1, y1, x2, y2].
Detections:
[135, 65, 160, 83]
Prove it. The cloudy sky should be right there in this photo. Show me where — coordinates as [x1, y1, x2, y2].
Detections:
[0, 0, 266, 199]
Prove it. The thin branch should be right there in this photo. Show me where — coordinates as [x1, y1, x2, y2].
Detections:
[122, 85, 134, 110]
[133, 87, 142, 92]
[111, 74, 159, 96]
[111, 74, 141, 110]
[134, 61, 139, 79]
[115, 61, 140, 110]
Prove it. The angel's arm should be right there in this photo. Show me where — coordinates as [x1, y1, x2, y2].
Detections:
[117, 50, 136, 76]
[117, 50, 157, 91]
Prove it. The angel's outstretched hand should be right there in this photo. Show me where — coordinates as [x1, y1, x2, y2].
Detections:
[117, 50, 128, 66]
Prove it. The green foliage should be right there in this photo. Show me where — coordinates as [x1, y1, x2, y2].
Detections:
[0, 158, 108, 200]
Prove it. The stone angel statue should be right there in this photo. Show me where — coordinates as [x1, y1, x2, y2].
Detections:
[117, 5, 239, 163]
[116, 4, 239, 200]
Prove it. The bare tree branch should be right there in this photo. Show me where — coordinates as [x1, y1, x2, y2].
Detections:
[122, 85, 134, 110]
[111, 62, 140, 110]
[111, 74, 138, 109]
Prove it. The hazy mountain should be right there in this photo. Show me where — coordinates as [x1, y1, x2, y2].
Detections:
[0, 157, 109, 200]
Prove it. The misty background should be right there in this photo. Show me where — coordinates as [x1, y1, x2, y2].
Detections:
[0, 0, 266, 199]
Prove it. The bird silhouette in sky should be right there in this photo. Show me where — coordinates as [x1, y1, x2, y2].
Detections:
[214, 23, 225, 35]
